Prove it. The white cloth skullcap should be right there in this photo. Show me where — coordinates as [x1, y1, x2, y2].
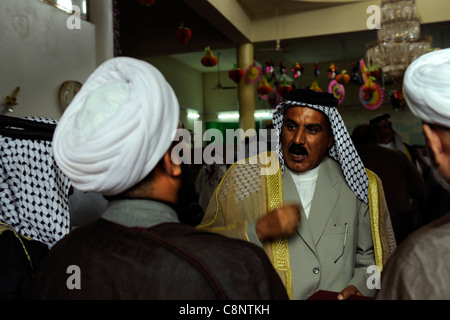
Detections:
[53, 57, 180, 195]
[404, 48, 450, 128]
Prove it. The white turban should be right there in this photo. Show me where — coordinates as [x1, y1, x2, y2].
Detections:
[404, 48, 450, 128]
[53, 57, 180, 195]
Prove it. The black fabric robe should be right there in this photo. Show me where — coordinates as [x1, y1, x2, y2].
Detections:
[29, 219, 288, 300]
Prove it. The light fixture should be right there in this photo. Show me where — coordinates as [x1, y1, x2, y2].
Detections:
[365, 0, 432, 81]
[217, 110, 274, 120]
[187, 112, 200, 119]
[218, 113, 239, 120]
[254, 112, 271, 119]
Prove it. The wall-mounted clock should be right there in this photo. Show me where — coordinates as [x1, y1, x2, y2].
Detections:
[59, 80, 82, 110]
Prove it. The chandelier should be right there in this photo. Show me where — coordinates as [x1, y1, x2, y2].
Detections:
[366, 0, 432, 81]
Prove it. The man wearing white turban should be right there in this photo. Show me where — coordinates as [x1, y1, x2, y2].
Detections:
[30, 57, 288, 300]
[377, 48, 450, 300]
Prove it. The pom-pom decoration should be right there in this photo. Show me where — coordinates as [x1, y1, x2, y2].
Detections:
[387, 89, 406, 111]
[279, 60, 287, 75]
[228, 64, 244, 84]
[245, 65, 263, 84]
[174, 23, 192, 45]
[292, 62, 304, 79]
[257, 78, 272, 96]
[328, 80, 345, 105]
[327, 63, 338, 79]
[201, 47, 218, 67]
[314, 63, 320, 78]
[367, 65, 381, 81]
[264, 59, 275, 81]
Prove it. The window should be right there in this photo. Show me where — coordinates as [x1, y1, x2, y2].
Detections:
[41, 0, 89, 20]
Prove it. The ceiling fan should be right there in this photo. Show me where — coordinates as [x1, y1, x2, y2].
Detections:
[255, 8, 289, 53]
[257, 39, 288, 52]
[213, 52, 236, 90]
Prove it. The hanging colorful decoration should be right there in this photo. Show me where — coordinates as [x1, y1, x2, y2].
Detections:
[267, 91, 282, 108]
[387, 89, 406, 110]
[292, 62, 304, 79]
[264, 59, 275, 80]
[368, 65, 381, 81]
[310, 80, 322, 92]
[314, 63, 320, 78]
[201, 47, 218, 67]
[138, 0, 156, 6]
[335, 71, 351, 85]
[279, 60, 287, 75]
[359, 59, 384, 110]
[245, 64, 263, 84]
[228, 64, 244, 84]
[351, 61, 363, 84]
[328, 80, 345, 105]
[257, 78, 272, 96]
[327, 63, 338, 79]
[277, 80, 293, 99]
[174, 23, 192, 45]
[359, 78, 384, 110]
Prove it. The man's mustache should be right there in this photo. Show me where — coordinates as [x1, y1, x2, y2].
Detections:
[288, 143, 308, 156]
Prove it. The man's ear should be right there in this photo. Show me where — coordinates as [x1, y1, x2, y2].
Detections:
[161, 150, 182, 177]
[327, 136, 334, 149]
[423, 123, 444, 167]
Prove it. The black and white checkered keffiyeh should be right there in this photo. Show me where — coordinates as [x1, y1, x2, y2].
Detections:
[0, 116, 71, 248]
[272, 90, 369, 205]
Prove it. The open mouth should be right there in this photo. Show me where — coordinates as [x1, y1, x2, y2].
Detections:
[288, 144, 308, 161]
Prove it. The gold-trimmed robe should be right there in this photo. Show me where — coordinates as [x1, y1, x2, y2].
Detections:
[198, 152, 396, 299]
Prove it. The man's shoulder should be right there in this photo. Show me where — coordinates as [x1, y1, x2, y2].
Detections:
[153, 222, 264, 253]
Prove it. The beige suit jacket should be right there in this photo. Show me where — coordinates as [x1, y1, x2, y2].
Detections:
[282, 156, 376, 299]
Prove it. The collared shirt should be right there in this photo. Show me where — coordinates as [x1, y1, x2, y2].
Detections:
[101, 199, 179, 228]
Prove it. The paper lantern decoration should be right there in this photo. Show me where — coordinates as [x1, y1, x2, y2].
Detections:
[174, 23, 192, 45]
[228, 64, 244, 84]
[257, 78, 272, 96]
[310, 81, 322, 92]
[245, 65, 263, 84]
[359, 78, 384, 110]
[277, 82, 293, 98]
[138, 0, 155, 6]
[328, 80, 345, 105]
[201, 47, 218, 67]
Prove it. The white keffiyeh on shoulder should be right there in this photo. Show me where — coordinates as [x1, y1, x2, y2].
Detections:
[53, 57, 180, 196]
[404, 48, 450, 128]
[272, 90, 369, 205]
[0, 116, 71, 248]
